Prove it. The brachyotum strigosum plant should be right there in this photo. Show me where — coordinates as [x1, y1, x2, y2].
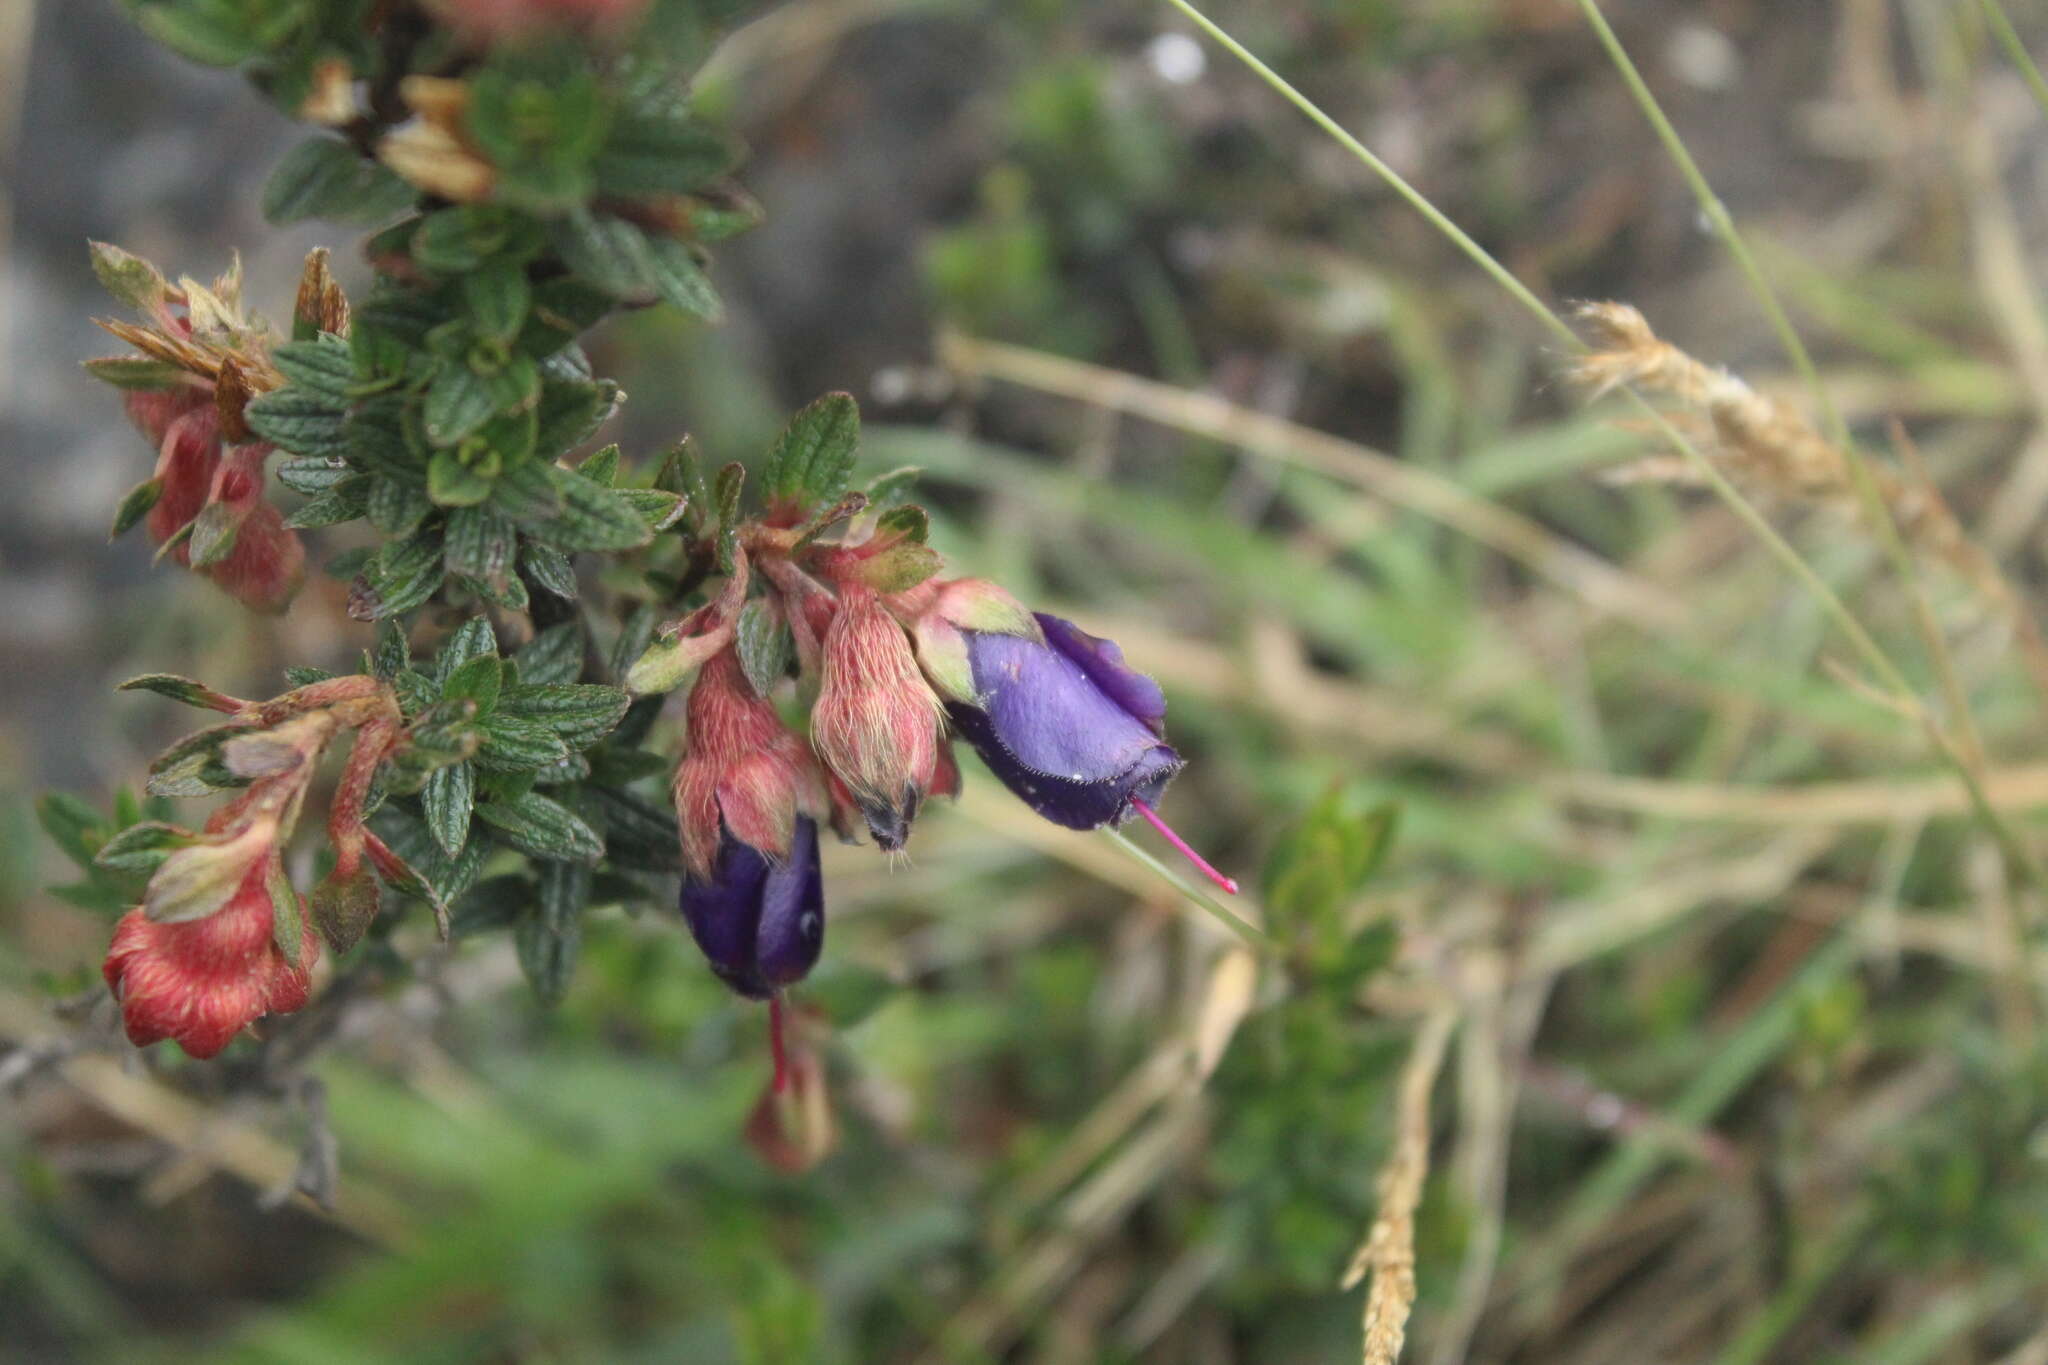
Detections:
[48, 0, 1235, 1162]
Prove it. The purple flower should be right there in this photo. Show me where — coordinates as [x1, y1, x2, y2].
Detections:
[946, 613, 1185, 830]
[678, 814, 825, 998]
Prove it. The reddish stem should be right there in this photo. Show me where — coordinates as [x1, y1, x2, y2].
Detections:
[769, 995, 791, 1094]
[1130, 799, 1239, 895]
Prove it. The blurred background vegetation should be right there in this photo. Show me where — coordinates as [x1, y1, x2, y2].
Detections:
[12, 0, 2048, 1360]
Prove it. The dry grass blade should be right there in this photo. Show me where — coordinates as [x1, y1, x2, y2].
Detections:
[939, 329, 1688, 636]
[1343, 1008, 1457, 1365]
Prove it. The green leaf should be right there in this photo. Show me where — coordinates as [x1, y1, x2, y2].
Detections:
[435, 617, 499, 682]
[448, 873, 532, 937]
[551, 210, 654, 299]
[875, 503, 930, 545]
[38, 792, 110, 870]
[863, 465, 922, 506]
[410, 205, 545, 274]
[270, 335, 356, 402]
[110, 478, 163, 539]
[463, 259, 532, 344]
[84, 356, 188, 390]
[442, 654, 504, 715]
[88, 241, 171, 311]
[714, 461, 745, 572]
[427, 450, 494, 508]
[371, 806, 487, 905]
[265, 855, 306, 967]
[366, 477, 433, 538]
[532, 377, 618, 458]
[444, 504, 517, 579]
[136, 5, 259, 66]
[92, 821, 196, 873]
[245, 386, 349, 459]
[422, 760, 475, 859]
[520, 542, 578, 599]
[515, 907, 581, 1007]
[262, 137, 415, 225]
[1262, 790, 1400, 964]
[475, 713, 572, 773]
[577, 443, 621, 487]
[277, 456, 353, 494]
[185, 501, 245, 568]
[285, 475, 372, 529]
[373, 618, 412, 680]
[763, 392, 859, 509]
[618, 487, 686, 532]
[117, 673, 236, 711]
[736, 600, 792, 697]
[476, 791, 604, 862]
[551, 210, 723, 320]
[593, 111, 736, 197]
[499, 683, 631, 749]
[488, 456, 565, 521]
[640, 234, 723, 320]
[526, 468, 654, 551]
[855, 542, 941, 593]
[515, 624, 586, 686]
[536, 859, 593, 934]
[345, 398, 427, 479]
[349, 529, 445, 621]
[585, 785, 683, 873]
[423, 362, 498, 447]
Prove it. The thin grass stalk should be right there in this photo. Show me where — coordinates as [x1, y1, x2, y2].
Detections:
[1574, 0, 2046, 894]
[1104, 828, 1271, 951]
[1977, 0, 2048, 120]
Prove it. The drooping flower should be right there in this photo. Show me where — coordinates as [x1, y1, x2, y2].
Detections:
[810, 584, 942, 849]
[672, 647, 831, 997]
[910, 583, 1236, 892]
[89, 244, 306, 614]
[103, 849, 318, 1061]
[672, 647, 825, 881]
[678, 814, 827, 1001]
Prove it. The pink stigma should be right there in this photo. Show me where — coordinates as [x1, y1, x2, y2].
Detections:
[1130, 799, 1239, 895]
[768, 995, 791, 1094]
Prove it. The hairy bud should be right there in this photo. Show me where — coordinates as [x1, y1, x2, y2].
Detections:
[811, 585, 942, 849]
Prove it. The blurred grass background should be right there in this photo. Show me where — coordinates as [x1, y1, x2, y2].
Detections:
[12, 0, 2048, 1360]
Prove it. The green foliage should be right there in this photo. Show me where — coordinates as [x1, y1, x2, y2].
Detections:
[36, 790, 176, 914]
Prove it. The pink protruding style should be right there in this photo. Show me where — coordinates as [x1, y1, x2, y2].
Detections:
[1130, 799, 1239, 895]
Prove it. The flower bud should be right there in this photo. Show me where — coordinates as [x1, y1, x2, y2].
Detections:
[103, 852, 319, 1059]
[672, 649, 825, 883]
[744, 1004, 837, 1173]
[679, 814, 826, 999]
[144, 408, 221, 556]
[945, 612, 1184, 831]
[197, 444, 306, 615]
[811, 586, 942, 850]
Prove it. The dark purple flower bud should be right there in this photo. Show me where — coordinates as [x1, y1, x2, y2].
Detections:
[678, 815, 825, 999]
[946, 613, 1185, 831]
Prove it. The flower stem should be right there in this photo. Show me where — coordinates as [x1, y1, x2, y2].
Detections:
[768, 995, 791, 1095]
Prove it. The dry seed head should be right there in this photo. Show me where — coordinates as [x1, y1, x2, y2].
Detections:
[1567, 301, 2002, 605]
